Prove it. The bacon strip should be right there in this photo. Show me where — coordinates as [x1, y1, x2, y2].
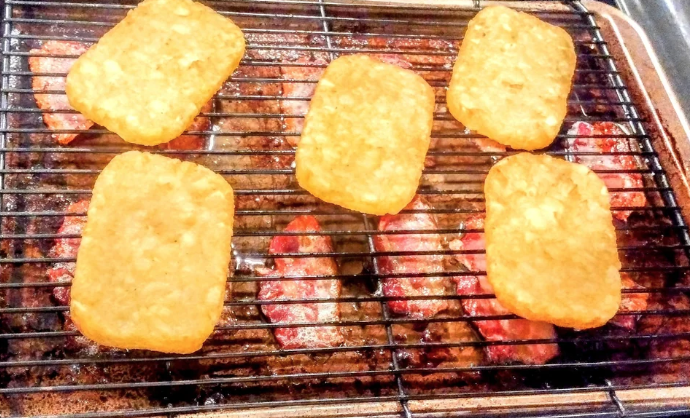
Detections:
[28, 41, 93, 144]
[450, 215, 559, 365]
[47, 200, 89, 305]
[369, 54, 413, 69]
[609, 273, 650, 330]
[472, 138, 506, 153]
[374, 196, 449, 319]
[280, 57, 326, 146]
[567, 121, 647, 222]
[257, 216, 343, 349]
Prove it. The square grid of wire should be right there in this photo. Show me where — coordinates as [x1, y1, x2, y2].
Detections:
[0, 0, 689, 417]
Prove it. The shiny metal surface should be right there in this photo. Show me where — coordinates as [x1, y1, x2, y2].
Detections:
[615, 0, 690, 119]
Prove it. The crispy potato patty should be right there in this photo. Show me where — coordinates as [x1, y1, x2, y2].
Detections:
[447, 6, 576, 150]
[484, 153, 621, 329]
[71, 151, 234, 353]
[296, 54, 435, 215]
[66, 0, 245, 146]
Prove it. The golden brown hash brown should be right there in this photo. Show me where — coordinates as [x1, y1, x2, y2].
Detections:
[71, 151, 234, 353]
[484, 153, 621, 329]
[447, 6, 576, 150]
[66, 0, 245, 146]
[296, 54, 435, 215]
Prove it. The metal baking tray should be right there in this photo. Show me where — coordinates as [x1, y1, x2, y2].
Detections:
[0, 0, 689, 417]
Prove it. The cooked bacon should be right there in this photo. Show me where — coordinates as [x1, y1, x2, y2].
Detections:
[280, 57, 326, 146]
[394, 320, 483, 381]
[374, 196, 449, 319]
[333, 36, 454, 68]
[47, 200, 89, 305]
[257, 216, 343, 349]
[450, 215, 559, 365]
[567, 121, 647, 221]
[369, 54, 413, 69]
[473, 138, 506, 153]
[28, 41, 93, 144]
[609, 273, 650, 330]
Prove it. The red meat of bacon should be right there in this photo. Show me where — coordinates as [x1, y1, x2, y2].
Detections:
[280, 57, 327, 146]
[257, 216, 344, 349]
[450, 215, 559, 365]
[609, 273, 649, 330]
[28, 41, 94, 144]
[369, 53, 413, 69]
[473, 138, 506, 153]
[374, 196, 449, 319]
[567, 121, 647, 221]
[47, 200, 89, 305]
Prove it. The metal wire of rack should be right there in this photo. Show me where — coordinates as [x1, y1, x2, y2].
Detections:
[0, 0, 689, 417]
